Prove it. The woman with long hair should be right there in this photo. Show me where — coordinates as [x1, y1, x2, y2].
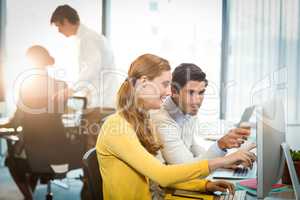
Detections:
[96, 54, 255, 199]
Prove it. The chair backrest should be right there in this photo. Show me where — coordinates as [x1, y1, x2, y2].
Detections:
[82, 148, 103, 200]
[22, 112, 70, 174]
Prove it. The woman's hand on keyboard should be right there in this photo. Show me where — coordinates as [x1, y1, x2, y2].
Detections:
[225, 149, 256, 169]
[206, 181, 235, 194]
[208, 149, 256, 171]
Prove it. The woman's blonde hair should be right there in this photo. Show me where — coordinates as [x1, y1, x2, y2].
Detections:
[117, 54, 171, 155]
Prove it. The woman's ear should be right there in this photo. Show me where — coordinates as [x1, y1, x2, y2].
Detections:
[140, 75, 148, 84]
[140, 75, 148, 87]
[135, 75, 148, 88]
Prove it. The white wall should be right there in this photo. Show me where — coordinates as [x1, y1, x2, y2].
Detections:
[3, 0, 102, 115]
[109, 0, 222, 121]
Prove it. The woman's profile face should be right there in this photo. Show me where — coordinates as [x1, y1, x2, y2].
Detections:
[136, 70, 172, 110]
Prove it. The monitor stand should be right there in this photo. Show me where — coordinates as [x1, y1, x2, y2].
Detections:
[281, 143, 300, 200]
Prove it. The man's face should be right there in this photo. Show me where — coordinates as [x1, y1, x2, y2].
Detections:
[54, 19, 75, 37]
[173, 80, 206, 116]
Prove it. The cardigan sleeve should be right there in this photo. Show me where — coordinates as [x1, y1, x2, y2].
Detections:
[170, 179, 208, 192]
[99, 115, 210, 188]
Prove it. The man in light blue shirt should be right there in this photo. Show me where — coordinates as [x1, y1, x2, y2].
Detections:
[151, 63, 250, 164]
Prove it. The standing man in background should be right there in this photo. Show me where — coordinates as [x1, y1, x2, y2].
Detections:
[50, 5, 116, 199]
[50, 4, 116, 147]
[50, 4, 116, 109]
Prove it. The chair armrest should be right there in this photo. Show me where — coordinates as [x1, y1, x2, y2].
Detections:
[3, 135, 19, 142]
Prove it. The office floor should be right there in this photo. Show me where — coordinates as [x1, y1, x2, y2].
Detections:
[0, 157, 83, 200]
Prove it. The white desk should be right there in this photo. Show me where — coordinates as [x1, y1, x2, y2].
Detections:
[196, 133, 295, 199]
[206, 173, 295, 199]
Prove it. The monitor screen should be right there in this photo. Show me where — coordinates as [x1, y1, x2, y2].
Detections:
[256, 98, 286, 199]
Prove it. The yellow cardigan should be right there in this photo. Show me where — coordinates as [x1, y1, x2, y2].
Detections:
[96, 113, 210, 200]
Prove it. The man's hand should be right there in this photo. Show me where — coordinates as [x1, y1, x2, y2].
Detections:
[218, 123, 251, 150]
[206, 181, 235, 194]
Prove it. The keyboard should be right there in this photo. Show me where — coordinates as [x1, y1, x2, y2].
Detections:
[233, 167, 249, 177]
[216, 190, 247, 200]
[212, 163, 256, 179]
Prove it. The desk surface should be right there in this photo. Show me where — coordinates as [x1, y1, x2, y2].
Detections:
[201, 137, 296, 200]
[208, 177, 295, 199]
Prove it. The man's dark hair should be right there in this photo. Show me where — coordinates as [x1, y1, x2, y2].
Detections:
[172, 63, 208, 92]
[50, 5, 80, 25]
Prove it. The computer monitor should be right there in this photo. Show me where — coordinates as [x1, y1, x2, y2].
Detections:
[236, 105, 255, 128]
[256, 98, 286, 199]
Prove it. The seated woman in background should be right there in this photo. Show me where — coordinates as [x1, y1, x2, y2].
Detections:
[96, 54, 256, 200]
[5, 45, 68, 200]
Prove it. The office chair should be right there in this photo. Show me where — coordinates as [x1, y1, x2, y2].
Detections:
[22, 112, 76, 200]
[82, 148, 103, 200]
[15, 96, 87, 200]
